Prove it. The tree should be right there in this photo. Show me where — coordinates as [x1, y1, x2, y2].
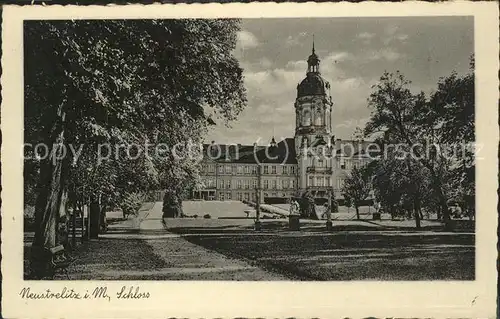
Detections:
[364, 63, 474, 230]
[341, 166, 371, 220]
[25, 19, 246, 278]
[429, 60, 475, 220]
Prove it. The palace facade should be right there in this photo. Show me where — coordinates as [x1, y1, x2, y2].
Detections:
[194, 44, 376, 202]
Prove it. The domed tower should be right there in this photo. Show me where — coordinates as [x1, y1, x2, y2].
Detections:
[294, 40, 334, 191]
[294, 41, 333, 154]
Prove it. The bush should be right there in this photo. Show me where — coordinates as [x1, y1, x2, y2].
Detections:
[203, 214, 211, 219]
[121, 192, 145, 216]
[24, 205, 36, 231]
[24, 205, 35, 219]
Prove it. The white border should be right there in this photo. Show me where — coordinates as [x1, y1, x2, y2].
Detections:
[2, 3, 498, 318]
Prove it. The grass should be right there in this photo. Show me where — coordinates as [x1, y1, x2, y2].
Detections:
[174, 227, 475, 281]
[182, 200, 254, 218]
[23, 200, 475, 281]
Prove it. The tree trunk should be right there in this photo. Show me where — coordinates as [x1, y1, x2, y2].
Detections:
[414, 202, 421, 229]
[58, 188, 69, 247]
[426, 165, 452, 230]
[30, 158, 63, 278]
[99, 203, 107, 233]
[355, 206, 360, 220]
[30, 106, 68, 278]
[89, 197, 100, 239]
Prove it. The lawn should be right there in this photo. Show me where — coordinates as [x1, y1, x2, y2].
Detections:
[182, 200, 254, 218]
[174, 226, 475, 281]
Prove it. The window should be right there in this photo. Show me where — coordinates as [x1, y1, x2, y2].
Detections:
[244, 180, 250, 189]
[340, 159, 346, 169]
[337, 178, 343, 189]
[291, 180, 295, 189]
[282, 166, 288, 174]
[252, 166, 257, 174]
[326, 177, 331, 187]
[237, 180, 242, 189]
[237, 192, 242, 201]
[226, 192, 232, 200]
[209, 165, 215, 173]
[218, 165, 223, 174]
[282, 180, 288, 189]
[244, 193, 250, 201]
[316, 176, 324, 187]
[225, 180, 231, 189]
[271, 180, 277, 189]
[225, 165, 231, 174]
[245, 166, 250, 174]
[264, 166, 269, 174]
[218, 192, 224, 200]
[264, 180, 269, 189]
[308, 176, 314, 187]
[315, 110, 324, 126]
[253, 180, 258, 189]
[290, 166, 296, 174]
[272, 166, 277, 174]
[218, 180, 224, 189]
[303, 109, 311, 126]
[237, 166, 243, 174]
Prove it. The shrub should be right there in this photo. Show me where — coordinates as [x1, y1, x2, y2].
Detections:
[121, 192, 145, 216]
[24, 206, 36, 231]
[24, 205, 36, 219]
[203, 214, 211, 219]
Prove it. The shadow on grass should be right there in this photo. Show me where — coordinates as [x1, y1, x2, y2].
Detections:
[180, 231, 475, 281]
[24, 237, 167, 280]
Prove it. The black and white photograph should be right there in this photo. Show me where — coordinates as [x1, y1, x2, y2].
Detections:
[1, 3, 498, 318]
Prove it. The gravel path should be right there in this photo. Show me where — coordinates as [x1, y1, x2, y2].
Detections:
[140, 202, 288, 280]
[65, 202, 287, 280]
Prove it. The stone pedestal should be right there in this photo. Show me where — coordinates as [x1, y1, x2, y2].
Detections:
[289, 214, 300, 231]
[326, 220, 333, 231]
[254, 220, 262, 231]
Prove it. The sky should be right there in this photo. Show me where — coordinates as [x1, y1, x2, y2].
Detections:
[205, 16, 474, 145]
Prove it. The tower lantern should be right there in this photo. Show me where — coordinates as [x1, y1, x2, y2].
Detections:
[307, 36, 320, 74]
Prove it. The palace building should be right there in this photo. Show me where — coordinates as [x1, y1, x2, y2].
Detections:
[193, 44, 376, 202]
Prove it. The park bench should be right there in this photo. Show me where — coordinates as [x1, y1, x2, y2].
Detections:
[47, 245, 74, 279]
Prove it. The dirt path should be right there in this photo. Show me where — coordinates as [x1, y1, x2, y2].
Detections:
[67, 202, 287, 280]
[139, 202, 288, 280]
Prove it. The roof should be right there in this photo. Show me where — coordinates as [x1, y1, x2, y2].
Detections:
[297, 72, 327, 98]
[335, 140, 380, 158]
[202, 138, 297, 165]
[254, 138, 297, 164]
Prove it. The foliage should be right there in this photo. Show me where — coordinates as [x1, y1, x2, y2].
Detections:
[341, 166, 371, 220]
[121, 192, 146, 217]
[25, 19, 247, 276]
[364, 59, 474, 227]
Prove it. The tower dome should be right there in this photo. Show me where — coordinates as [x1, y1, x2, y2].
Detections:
[297, 73, 327, 97]
[296, 39, 330, 98]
